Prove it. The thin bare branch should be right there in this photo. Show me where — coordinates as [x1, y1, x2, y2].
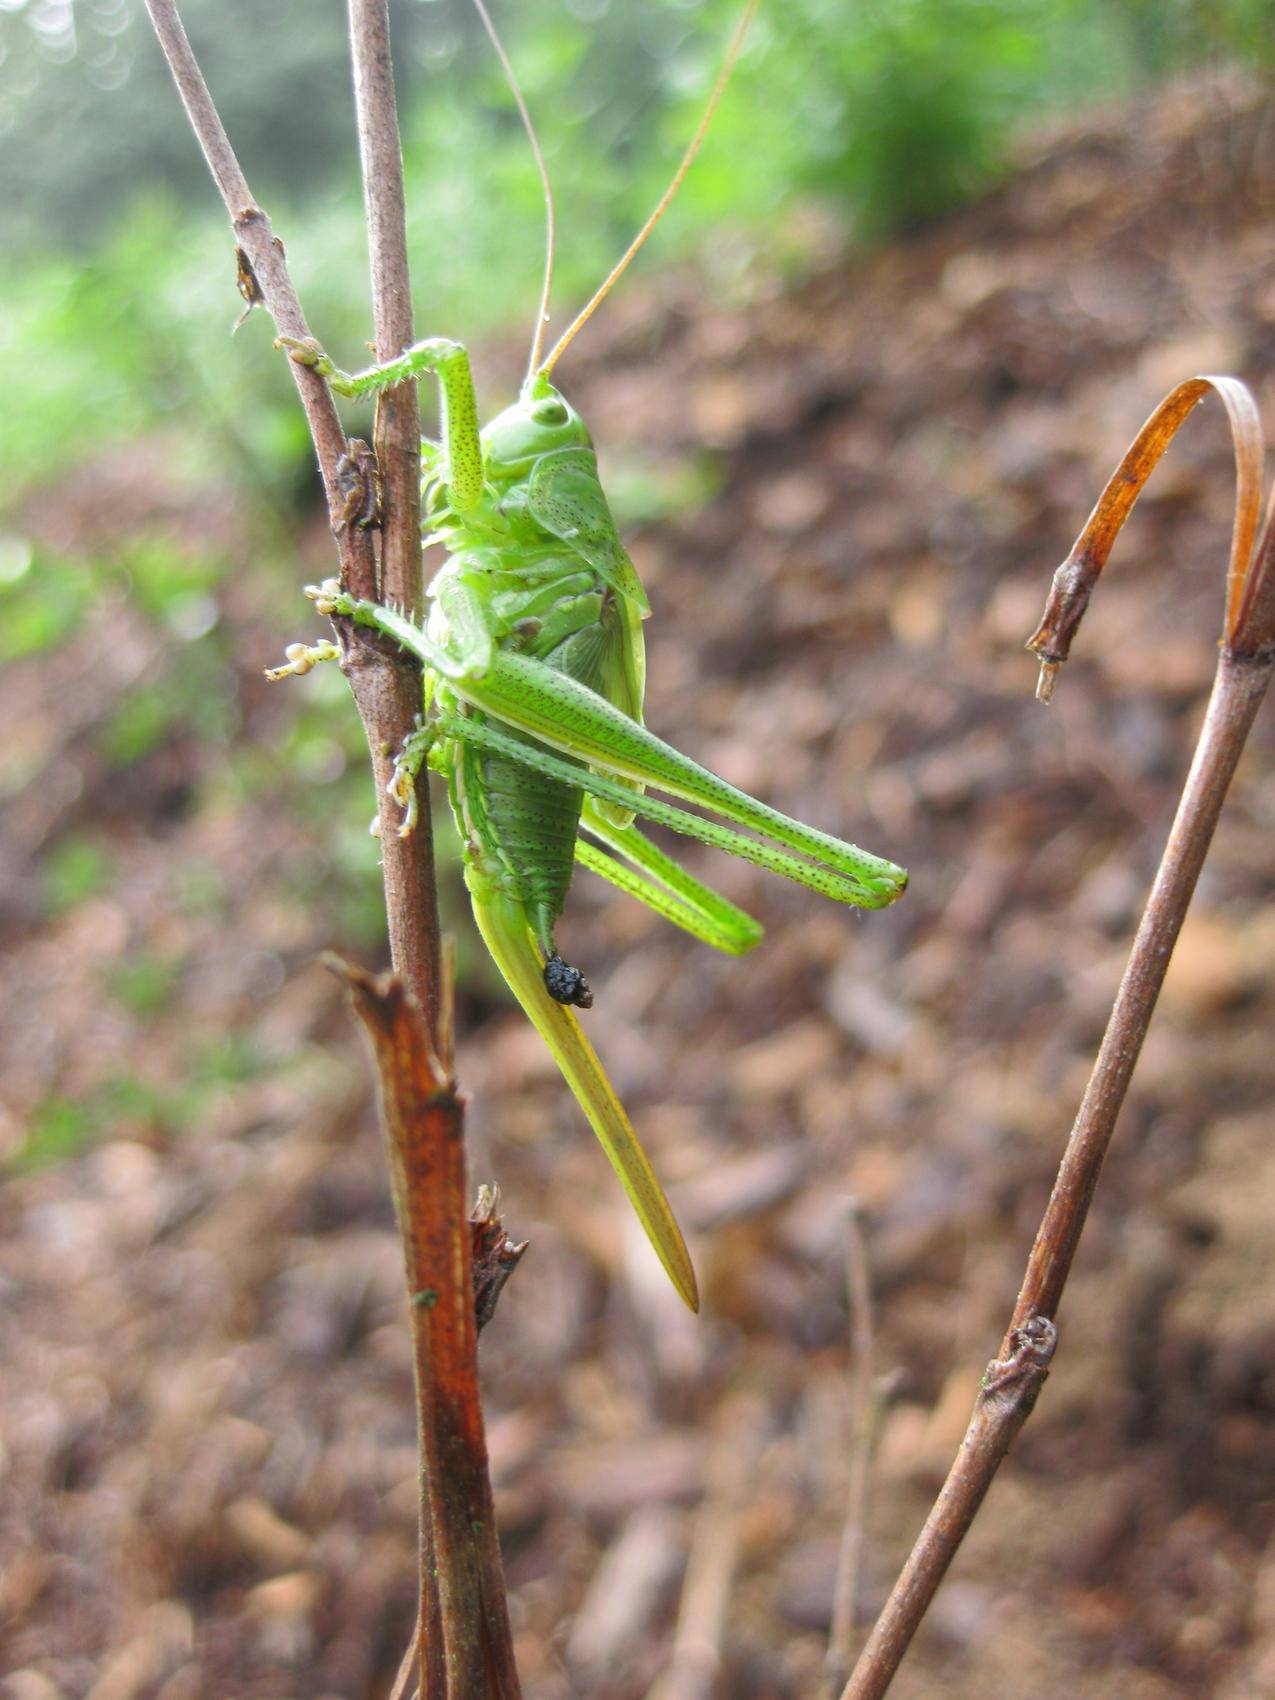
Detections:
[145, 0, 444, 1024]
[144, 0, 369, 529]
[344, 0, 446, 1034]
[840, 1318, 1058, 1700]
[345, 11, 445, 1684]
[841, 378, 1275, 1700]
[348, 0, 422, 615]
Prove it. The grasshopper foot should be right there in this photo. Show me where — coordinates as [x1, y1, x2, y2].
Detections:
[388, 720, 439, 839]
[265, 639, 341, 681]
[277, 337, 360, 396]
[543, 955, 593, 1009]
[276, 334, 330, 372]
[305, 578, 354, 618]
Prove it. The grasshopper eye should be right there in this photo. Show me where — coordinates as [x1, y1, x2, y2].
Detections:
[532, 399, 568, 426]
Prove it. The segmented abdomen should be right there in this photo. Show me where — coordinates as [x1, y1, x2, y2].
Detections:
[432, 532, 614, 941]
[459, 722, 582, 931]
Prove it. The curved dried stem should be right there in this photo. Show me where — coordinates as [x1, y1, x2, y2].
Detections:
[1027, 374, 1265, 698]
[841, 377, 1275, 1700]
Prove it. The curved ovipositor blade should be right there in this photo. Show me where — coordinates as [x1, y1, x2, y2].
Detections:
[527, 448, 651, 617]
[468, 883, 698, 1312]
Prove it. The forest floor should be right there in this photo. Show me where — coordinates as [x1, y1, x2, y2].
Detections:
[4, 68, 1275, 1700]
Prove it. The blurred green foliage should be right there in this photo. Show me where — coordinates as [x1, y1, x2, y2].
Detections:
[3, 0, 1271, 507]
[11, 1036, 272, 1173]
[43, 833, 115, 915]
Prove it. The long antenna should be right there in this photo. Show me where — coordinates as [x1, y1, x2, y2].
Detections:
[470, 0, 556, 379]
[538, 0, 758, 380]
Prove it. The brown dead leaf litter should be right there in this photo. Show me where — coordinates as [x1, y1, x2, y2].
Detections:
[5, 69, 1275, 1700]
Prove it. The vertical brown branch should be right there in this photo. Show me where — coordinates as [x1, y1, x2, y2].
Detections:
[839, 382, 1275, 1700]
[343, 0, 444, 1034]
[143, 0, 375, 550]
[344, 6, 450, 1691]
[342, 968, 521, 1700]
[145, 5, 520, 1695]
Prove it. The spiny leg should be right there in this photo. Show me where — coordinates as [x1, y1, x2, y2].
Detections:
[437, 707, 896, 910]
[577, 806, 763, 955]
[376, 699, 756, 964]
[317, 586, 908, 908]
[480, 660, 907, 905]
[378, 709, 747, 983]
[281, 336, 484, 511]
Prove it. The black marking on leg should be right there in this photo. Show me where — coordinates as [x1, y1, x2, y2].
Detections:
[544, 954, 593, 1008]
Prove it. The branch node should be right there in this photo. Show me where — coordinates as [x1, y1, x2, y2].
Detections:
[471, 1183, 530, 1333]
[980, 1314, 1058, 1399]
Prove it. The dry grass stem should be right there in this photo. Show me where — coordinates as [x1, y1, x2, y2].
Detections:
[646, 1396, 770, 1700]
[841, 377, 1275, 1700]
[825, 1203, 879, 1695]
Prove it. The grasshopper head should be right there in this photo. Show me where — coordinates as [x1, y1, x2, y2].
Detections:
[482, 378, 591, 480]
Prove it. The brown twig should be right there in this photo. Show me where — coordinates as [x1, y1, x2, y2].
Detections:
[343, 6, 450, 1690]
[341, 965, 522, 1700]
[345, 0, 447, 1038]
[143, 0, 368, 532]
[144, 6, 518, 1694]
[840, 378, 1275, 1700]
[143, 0, 444, 1029]
[384, 1186, 527, 1700]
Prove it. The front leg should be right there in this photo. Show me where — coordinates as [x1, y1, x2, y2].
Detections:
[306, 579, 473, 680]
[279, 334, 483, 512]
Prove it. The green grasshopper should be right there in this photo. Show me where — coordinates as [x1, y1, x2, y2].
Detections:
[270, 0, 906, 1311]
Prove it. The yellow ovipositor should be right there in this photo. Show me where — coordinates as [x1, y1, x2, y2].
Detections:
[469, 882, 699, 1313]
